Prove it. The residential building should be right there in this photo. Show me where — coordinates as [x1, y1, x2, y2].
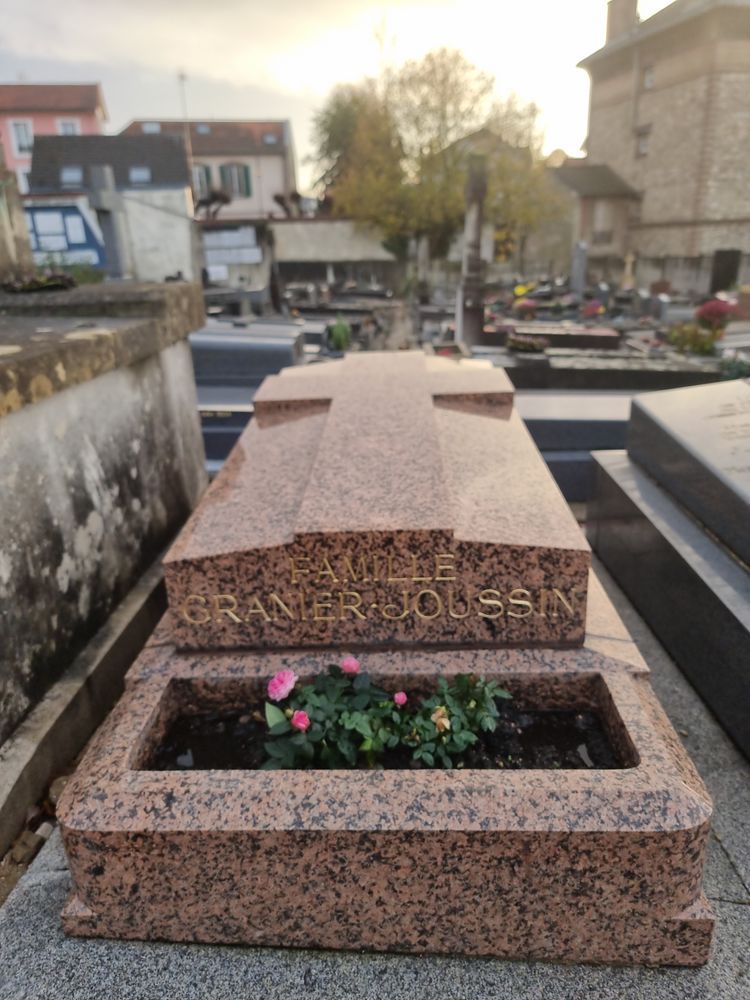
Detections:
[569, 0, 750, 292]
[27, 134, 200, 281]
[119, 119, 297, 220]
[0, 84, 106, 197]
[554, 161, 640, 278]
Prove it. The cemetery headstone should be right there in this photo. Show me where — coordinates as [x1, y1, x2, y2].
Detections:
[58, 352, 714, 966]
[589, 378, 750, 757]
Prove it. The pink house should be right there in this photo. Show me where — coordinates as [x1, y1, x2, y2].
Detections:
[0, 84, 107, 195]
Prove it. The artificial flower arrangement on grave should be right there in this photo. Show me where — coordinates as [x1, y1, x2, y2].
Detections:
[581, 298, 606, 320]
[668, 298, 737, 355]
[262, 656, 511, 770]
[512, 297, 537, 319]
[695, 297, 736, 335]
[506, 332, 550, 354]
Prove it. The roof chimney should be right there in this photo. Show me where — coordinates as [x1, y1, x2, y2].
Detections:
[606, 0, 639, 42]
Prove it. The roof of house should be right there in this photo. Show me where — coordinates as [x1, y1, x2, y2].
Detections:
[0, 83, 106, 117]
[554, 161, 641, 198]
[270, 220, 395, 263]
[120, 120, 290, 157]
[579, 0, 750, 68]
[29, 134, 190, 193]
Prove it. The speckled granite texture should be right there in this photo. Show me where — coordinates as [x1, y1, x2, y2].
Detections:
[58, 571, 714, 965]
[164, 354, 590, 650]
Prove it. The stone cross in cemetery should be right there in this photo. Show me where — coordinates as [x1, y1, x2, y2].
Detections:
[571, 240, 588, 297]
[455, 155, 487, 349]
[58, 352, 715, 967]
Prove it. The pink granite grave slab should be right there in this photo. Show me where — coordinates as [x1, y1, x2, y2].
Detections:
[58, 571, 714, 966]
[163, 354, 590, 651]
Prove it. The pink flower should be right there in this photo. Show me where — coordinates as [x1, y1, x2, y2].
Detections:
[340, 655, 360, 675]
[267, 669, 297, 702]
[291, 710, 311, 732]
[393, 691, 408, 707]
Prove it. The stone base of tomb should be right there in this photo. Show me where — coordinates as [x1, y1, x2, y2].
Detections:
[62, 889, 712, 967]
[58, 573, 714, 967]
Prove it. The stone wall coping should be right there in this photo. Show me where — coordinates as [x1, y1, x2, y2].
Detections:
[0, 282, 205, 419]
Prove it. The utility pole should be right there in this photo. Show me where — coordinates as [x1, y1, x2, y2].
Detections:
[178, 71, 193, 184]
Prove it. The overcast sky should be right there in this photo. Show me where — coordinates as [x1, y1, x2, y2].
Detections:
[0, 0, 672, 191]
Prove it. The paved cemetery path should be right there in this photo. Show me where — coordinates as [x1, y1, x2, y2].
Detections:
[0, 558, 748, 1000]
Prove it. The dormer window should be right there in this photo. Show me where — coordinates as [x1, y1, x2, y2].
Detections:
[196, 124, 211, 135]
[129, 166, 152, 185]
[141, 122, 161, 134]
[643, 66, 655, 90]
[263, 133, 278, 145]
[60, 165, 83, 188]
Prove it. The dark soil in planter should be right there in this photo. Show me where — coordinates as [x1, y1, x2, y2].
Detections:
[146, 701, 624, 771]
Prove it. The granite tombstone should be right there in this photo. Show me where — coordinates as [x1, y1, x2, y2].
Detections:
[589, 378, 750, 758]
[628, 379, 750, 564]
[58, 353, 714, 966]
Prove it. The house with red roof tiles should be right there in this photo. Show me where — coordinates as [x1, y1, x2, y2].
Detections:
[0, 84, 107, 196]
[119, 119, 297, 222]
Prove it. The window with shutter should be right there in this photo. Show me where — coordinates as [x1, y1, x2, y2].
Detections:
[193, 163, 211, 198]
[219, 163, 252, 198]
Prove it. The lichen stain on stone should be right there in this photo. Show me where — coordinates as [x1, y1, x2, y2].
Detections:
[0, 344, 21, 356]
[55, 361, 67, 382]
[29, 373, 54, 402]
[78, 582, 92, 618]
[64, 328, 111, 342]
[0, 550, 12, 597]
[55, 553, 76, 593]
[0, 387, 24, 416]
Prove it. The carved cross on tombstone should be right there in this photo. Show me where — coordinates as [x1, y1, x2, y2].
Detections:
[164, 353, 589, 650]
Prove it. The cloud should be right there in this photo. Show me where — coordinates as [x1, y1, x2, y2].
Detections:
[0, 0, 675, 189]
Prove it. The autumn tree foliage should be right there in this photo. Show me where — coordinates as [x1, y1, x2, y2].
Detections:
[312, 49, 566, 266]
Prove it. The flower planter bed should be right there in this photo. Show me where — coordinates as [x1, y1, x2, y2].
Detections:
[145, 697, 623, 772]
[59, 595, 712, 965]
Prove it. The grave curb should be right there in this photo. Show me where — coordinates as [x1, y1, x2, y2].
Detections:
[0, 557, 166, 857]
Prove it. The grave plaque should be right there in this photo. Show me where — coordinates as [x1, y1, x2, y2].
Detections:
[164, 353, 590, 649]
[628, 379, 750, 564]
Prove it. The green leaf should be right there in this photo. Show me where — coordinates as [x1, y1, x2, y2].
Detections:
[265, 703, 287, 729]
[354, 717, 373, 739]
[269, 720, 291, 736]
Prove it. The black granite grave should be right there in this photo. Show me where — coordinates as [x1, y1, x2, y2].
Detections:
[628, 380, 750, 565]
[588, 379, 750, 759]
